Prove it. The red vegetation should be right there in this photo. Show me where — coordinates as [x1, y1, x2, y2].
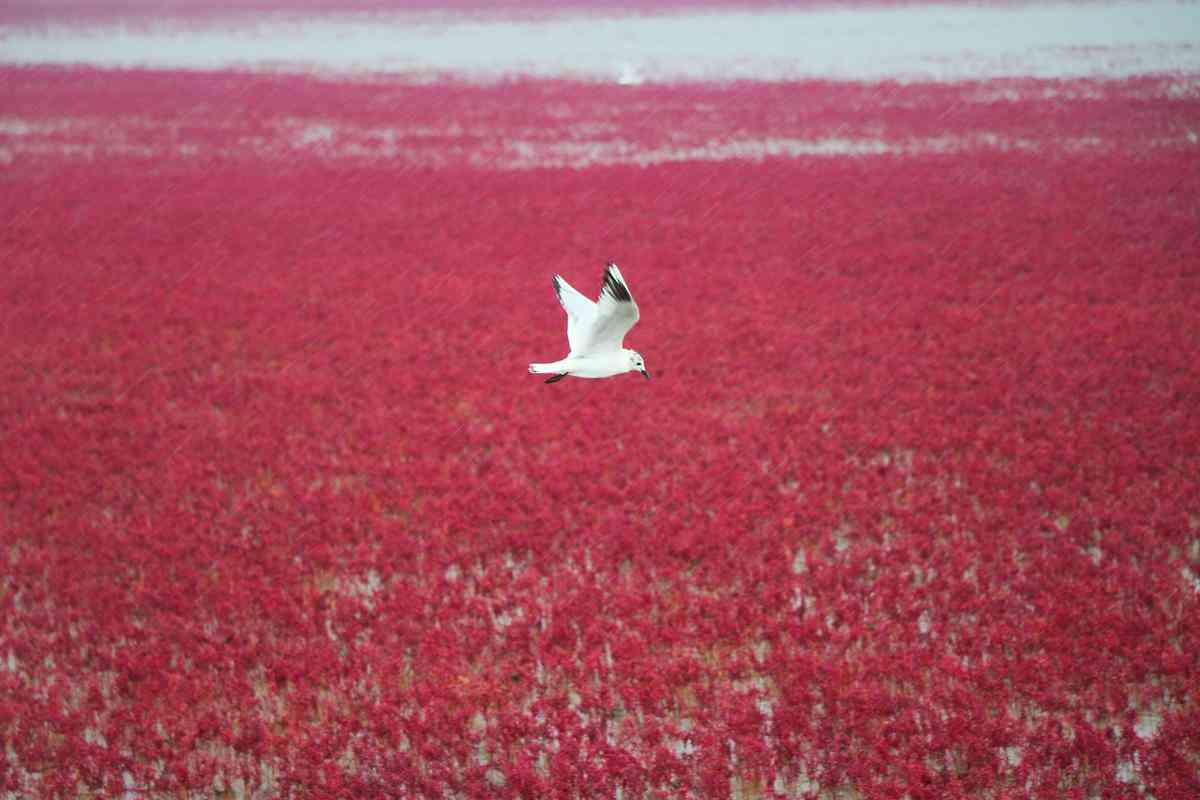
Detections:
[2, 67, 1198, 797]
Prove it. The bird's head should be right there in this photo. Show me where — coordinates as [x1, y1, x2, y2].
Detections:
[625, 349, 650, 380]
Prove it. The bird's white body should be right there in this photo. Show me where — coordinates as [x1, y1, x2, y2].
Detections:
[530, 351, 640, 379]
[529, 262, 649, 383]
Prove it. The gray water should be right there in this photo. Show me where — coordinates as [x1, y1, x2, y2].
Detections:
[3, 1, 1199, 81]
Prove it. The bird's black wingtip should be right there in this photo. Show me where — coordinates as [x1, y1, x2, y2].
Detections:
[601, 262, 632, 303]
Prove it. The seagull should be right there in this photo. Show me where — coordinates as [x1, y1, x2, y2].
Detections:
[529, 261, 650, 384]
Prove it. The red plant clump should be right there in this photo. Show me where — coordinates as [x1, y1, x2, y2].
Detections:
[2, 65, 1198, 797]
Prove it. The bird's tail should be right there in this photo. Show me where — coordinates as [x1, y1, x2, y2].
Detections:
[528, 362, 558, 375]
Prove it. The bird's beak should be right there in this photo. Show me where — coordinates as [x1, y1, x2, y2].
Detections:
[641, 369, 651, 380]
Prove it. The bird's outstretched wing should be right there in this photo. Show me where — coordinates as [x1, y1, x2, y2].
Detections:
[578, 262, 640, 355]
[553, 273, 597, 355]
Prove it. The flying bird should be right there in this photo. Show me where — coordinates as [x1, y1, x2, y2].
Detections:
[529, 261, 650, 384]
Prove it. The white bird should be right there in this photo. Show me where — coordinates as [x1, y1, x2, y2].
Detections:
[529, 261, 650, 384]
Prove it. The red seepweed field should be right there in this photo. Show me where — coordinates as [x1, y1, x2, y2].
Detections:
[2, 63, 1199, 797]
